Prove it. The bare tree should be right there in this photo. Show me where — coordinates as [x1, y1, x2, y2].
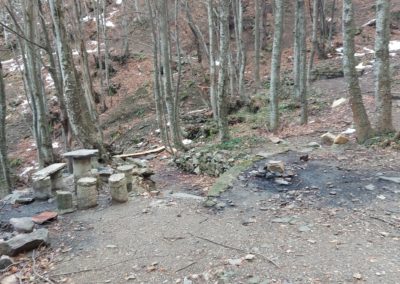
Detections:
[0, 63, 11, 197]
[294, 0, 308, 124]
[307, 0, 319, 86]
[49, 0, 105, 154]
[342, 0, 374, 143]
[374, 0, 393, 133]
[207, 0, 217, 119]
[254, 0, 261, 90]
[269, 0, 284, 132]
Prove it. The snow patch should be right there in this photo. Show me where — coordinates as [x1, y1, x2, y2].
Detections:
[362, 47, 375, 54]
[52, 142, 60, 149]
[356, 62, 373, 71]
[105, 20, 115, 27]
[389, 40, 400, 52]
[354, 52, 365, 57]
[341, 128, 356, 135]
[19, 166, 34, 177]
[116, 0, 122, 4]
[182, 139, 193, 145]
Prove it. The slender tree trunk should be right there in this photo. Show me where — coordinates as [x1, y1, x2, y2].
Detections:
[236, 0, 246, 101]
[269, 0, 284, 132]
[94, 0, 107, 111]
[307, 0, 319, 86]
[22, 0, 54, 167]
[342, 0, 374, 143]
[0, 63, 12, 197]
[294, 0, 308, 124]
[328, 0, 336, 48]
[134, 0, 142, 22]
[374, 0, 393, 133]
[121, 0, 130, 59]
[207, 0, 218, 120]
[102, 0, 111, 106]
[158, 0, 185, 150]
[49, 0, 105, 155]
[254, 0, 261, 90]
[217, 0, 230, 142]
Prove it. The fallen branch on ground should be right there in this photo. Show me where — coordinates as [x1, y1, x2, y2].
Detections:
[189, 233, 280, 268]
[175, 261, 196, 273]
[113, 146, 165, 158]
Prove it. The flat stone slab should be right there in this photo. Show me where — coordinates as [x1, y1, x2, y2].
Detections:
[77, 177, 97, 186]
[32, 163, 66, 180]
[109, 173, 126, 183]
[0, 228, 49, 256]
[63, 149, 99, 158]
[379, 176, 400, 184]
[9, 217, 35, 233]
[31, 211, 58, 224]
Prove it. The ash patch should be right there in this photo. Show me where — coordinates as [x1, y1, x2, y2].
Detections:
[227, 151, 399, 209]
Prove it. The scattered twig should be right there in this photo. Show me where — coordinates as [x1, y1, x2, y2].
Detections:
[189, 233, 280, 268]
[175, 261, 196, 273]
[163, 236, 185, 242]
[32, 249, 56, 284]
[199, 217, 208, 224]
[369, 216, 400, 228]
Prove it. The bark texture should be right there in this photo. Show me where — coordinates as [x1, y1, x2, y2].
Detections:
[0, 63, 11, 197]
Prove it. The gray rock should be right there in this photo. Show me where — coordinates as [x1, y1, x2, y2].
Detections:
[307, 142, 321, 148]
[365, 184, 376, 191]
[379, 176, 400, 184]
[9, 217, 35, 233]
[272, 217, 294, 224]
[216, 202, 226, 210]
[298, 225, 311, 232]
[15, 197, 35, 205]
[0, 274, 18, 284]
[0, 228, 49, 256]
[0, 255, 13, 270]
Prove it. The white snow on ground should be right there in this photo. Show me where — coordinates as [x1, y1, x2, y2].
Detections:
[19, 166, 33, 177]
[105, 20, 115, 27]
[356, 62, 373, 71]
[363, 47, 375, 54]
[354, 52, 365, 57]
[82, 15, 93, 22]
[389, 40, 400, 52]
[1, 58, 24, 72]
[116, 0, 122, 4]
[45, 73, 54, 88]
[52, 142, 59, 149]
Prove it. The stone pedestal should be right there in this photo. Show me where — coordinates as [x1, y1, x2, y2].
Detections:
[77, 177, 98, 209]
[51, 171, 64, 191]
[56, 191, 75, 214]
[109, 173, 128, 203]
[33, 177, 52, 200]
[117, 165, 134, 192]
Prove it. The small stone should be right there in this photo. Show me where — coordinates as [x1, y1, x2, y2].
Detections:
[0, 255, 13, 270]
[216, 202, 226, 210]
[379, 231, 390, 237]
[227, 258, 243, 266]
[334, 134, 349, 145]
[307, 142, 320, 148]
[329, 191, 337, 195]
[307, 239, 316, 244]
[353, 273, 362, 280]
[125, 274, 136, 281]
[203, 199, 217, 208]
[321, 132, 336, 145]
[245, 254, 256, 261]
[332, 97, 347, 108]
[265, 160, 285, 173]
[106, 245, 117, 249]
[377, 195, 386, 200]
[298, 225, 311, 232]
[9, 217, 35, 233]
[274, 178, 290, 185]
[150, 190, 160, 196]
[15, 197, 35, 205]
[365, 184, 376, 191]
[379, 176, 400, 184]
[183, 277, 193, 284]
[272, 217, 293, 224]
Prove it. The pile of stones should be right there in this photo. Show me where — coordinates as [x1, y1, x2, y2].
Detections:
[250, 160, 295, 186]
[174, 148, 236, 177]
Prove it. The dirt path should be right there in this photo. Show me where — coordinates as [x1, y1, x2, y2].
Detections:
[47, 145, 400, 284]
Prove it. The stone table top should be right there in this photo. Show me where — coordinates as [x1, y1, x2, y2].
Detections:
[32, 163, 66, 180]
[62, 149, 99, 158]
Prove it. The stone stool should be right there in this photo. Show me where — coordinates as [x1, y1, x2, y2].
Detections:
[117, 165, 134, 192]
[77, 177, 98, 209]
[56, 191, 75, 214]
[109, 173, 128, 203]
[33, 177, 52, 200]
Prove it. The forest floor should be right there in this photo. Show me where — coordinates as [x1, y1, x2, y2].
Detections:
[1, 1, 400, 283]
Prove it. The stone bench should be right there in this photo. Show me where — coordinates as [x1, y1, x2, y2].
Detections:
[32, 163, 66, 199]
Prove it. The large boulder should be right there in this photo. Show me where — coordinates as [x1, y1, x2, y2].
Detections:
[0, 229, 49, 256]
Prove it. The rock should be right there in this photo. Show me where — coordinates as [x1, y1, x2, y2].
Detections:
[0, 274, 18, 284]
[265, 160, 285, 174]
[269, 136, 282, 144]
[0, 255, 13, 270]
[379, 176, 400, 184]
[9, 217, 34, 233]
[31, 211, 58, 224]
[0, 228, 49, 256]
[272, 217, 294, 224]
[353, 273, 362, 280]
[15, 197, 35, 205]
[365, 184, 376, 191]
[109, 173, 129, 203]
[56, 191, 75, 214]
[216, 202, 226, 210]
[298, 225, 311, 232]
[245, 254, 256, 261]
[77, 177, 98, 209]
[331, 97, 347, 108]
[307, 142, 320, 148]
[274, 178, 290, 185]
[321, 132, 336, 145]
[183, 277, 193, 284]
[227, 258, 243, 266]
[203, 198, 217, 208]
[341, 128, 356, 135]
[334, 134, 349, 144]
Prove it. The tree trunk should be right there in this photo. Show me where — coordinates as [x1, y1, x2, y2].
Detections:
[49, 0, 105, 155]
[269, 0, 284, 132]
[207, 0, 217, 120]
[236, 0, 246, 101]
[342, 0, 374, 143]
[254, 0, 261, 90]
[307, 0, 319, 87]
[0, 63, 12, 198]
[158, 0, 185, 150]
[374, 0, 393, 133]
[217, 0, 230, 142]
[22, 0, 54, 167]
[294, 0, 308, 124]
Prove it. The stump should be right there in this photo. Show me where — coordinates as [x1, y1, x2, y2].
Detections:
[109, 173, 128, 203]
[77, 177, 98, 209]
[117, 165, 134, 192]
[33, 177, 52, 200]
[56, 191, 75, 214]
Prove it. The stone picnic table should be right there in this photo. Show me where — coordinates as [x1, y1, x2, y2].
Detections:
[62, 149, 99, 179]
